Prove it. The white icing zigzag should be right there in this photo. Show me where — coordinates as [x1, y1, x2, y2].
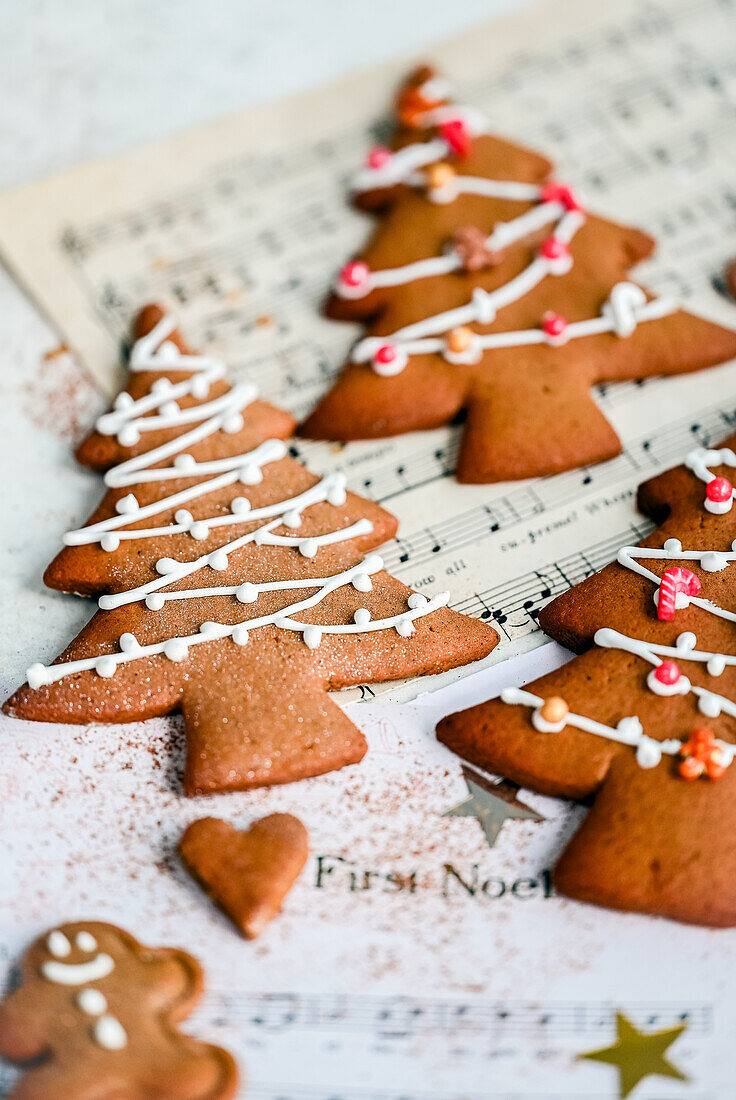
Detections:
[339, 83, 678, 377]
[26, 317, 449, 689]
[500, 533, 736, 772]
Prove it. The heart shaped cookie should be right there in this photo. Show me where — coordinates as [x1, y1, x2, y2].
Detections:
[180, 814, 308, 938]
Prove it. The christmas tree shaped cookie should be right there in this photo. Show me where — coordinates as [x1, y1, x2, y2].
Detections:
[301, 67, 736, 483]
[4, 306, 496, 794]
[438, 434, 736, 925]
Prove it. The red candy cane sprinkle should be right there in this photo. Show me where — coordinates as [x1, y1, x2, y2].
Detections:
[657, 567, 702, 621]
[707, 476, 733, 503]
[654, 660, 681, 685]
[440, 118, 472, 158]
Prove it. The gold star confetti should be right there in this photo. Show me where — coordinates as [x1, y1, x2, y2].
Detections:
[578, 1012, 688, 1097]
[443, 766, 542, 848]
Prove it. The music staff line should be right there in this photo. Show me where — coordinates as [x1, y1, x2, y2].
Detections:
[451, 521, 655, 640]
[204, 991, 711, 1038]
[62, 0, 733, 260]
[342, 401, 733, 508]
[60, 132, 367, 258]
[241, 1092, 714, 1100]
[237, 1087, 715, 1100]
[320, 404, 736, 577]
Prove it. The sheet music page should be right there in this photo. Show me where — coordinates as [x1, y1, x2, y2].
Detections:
[0, 0, 735, 707]
[1, 0, 736, 1094]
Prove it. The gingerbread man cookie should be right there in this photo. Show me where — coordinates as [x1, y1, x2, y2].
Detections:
[0, 921, 238, 1098]
[301, 67, 736, 483]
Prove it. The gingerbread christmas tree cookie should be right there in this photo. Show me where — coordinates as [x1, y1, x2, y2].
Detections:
[438, 433, 736, 925]
[301, 67, 736, 483]
[4, 306, 496, 793]
[0, 921, 238, 1099]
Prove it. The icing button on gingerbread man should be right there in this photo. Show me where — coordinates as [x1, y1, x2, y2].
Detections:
[0, 921, 238, 1099]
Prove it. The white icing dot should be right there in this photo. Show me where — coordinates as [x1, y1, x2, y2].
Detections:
[163, 639, 188, 663]
[230, 497, 251, 515]
[114, 391, 134, 409]
[118, 425, 139, 447]
[189, 521, 209, 541]
[303, 626, 323, 649]
[190, 376, 210, 399]
[707, 655, 727, 676]
[145, 594, 166, 611]
[208, 549, 229, 571]
[94, 1015, 127, 1051]
[352, 573, 373, 593]
[95, 656, 117, 678]
[326, 481, 347, 507]
[676, 632, 697, 653]
[78, 989, 107, 1015]
[161, 400, 180, 417]
[354, 608, 371, 627]
[100, 534, 120, 553]
[239, 464, 262, 485]
[222, 413, 244, 434]
[151, 378, 171, 394]
[663, 538, 682, 553]
[299, 538, 319, 559]
[118, 633, 138, 653]
[635, 737, 661, 769]
[616, 716, 643, 741]
[395, 618, 415, 637]
[199, 621, 221, 637]
[283, 509, 302, 529]
[157, 341, 180, 362]
[115, 494, 139, 515]
[232, 625, 250, 646]
[155, 557, 178, 575]
[75, 931, 98, 953]
[174, 509, 193, 526]
[698, 693, 721, 718]
[27, 663, 49, 690]
[46, 931, 71, 958]
[235, 583, 258, 604]
[407, 593, 428, 609]
[363, 554, 384, 574]
[174, 453, 196, 471]
[701, 552, 728, 572]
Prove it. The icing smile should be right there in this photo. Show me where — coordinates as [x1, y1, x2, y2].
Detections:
[41, 954, 115, 986]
